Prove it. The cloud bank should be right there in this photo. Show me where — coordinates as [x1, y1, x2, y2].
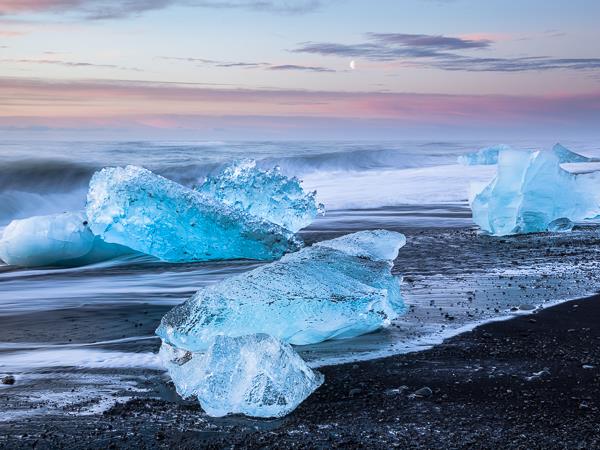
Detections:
[294, 32, 600, 72]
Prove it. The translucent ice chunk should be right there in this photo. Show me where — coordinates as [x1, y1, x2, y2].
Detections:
[471, 149, 600, 236]
[458, 144, 512, 165]
[86, 165, 301, 262]
[0, 211, 129, 267]
[459, 143, 593, 166]
[551, 143, 594, 163]
[547, 217, 575, 233]
[198, 160, 324, 233]
[159, 334, 323, 418]
[156, 230, 406, 352]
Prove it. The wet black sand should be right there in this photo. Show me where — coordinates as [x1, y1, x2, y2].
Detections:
[2, 294, 599, 449]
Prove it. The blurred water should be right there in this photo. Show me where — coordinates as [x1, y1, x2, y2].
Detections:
[1, 139, 600, 420]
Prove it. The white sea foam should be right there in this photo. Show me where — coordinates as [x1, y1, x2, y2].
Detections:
[0, 349, 162, 372]
[301, 165, 497, 210]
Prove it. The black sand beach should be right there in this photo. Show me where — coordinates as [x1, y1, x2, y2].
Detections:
[2, 293, 599, 449]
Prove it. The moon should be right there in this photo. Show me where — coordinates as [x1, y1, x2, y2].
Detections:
[349, 60, 356, 70]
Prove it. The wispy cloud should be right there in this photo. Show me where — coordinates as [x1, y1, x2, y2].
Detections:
[1, 58, 143, 71]
[268, 64, 334, 72]
[192, 1, 322, 14]
[158, 56, 270, 68]
[0, 0, 170, 19]
[368, 32, 492, 50]
[435, 57, 600, 72]
[159, 55, 335, 72]
[0, 0, 322, 19]
[293, 32, 600, 72]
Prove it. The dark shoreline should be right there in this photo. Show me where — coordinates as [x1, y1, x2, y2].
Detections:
[2, 294, 600, 449]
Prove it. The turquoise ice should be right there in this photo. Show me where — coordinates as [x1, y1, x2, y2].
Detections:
[0, 211, 129, 267]
[86, 165, 302, 262]
[159, 334, 323, 418]
[198, 160, 324, 233]
[471, 148, 600, 236]
[551, 143, 595, 163]
[458, 144, 512, 165]
[459, 143, 593, 166]
[156, 230, 406, 352]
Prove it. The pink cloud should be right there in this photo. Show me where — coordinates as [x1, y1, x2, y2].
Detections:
[0, 0, 82, 14]
[1, 76, 599, 133]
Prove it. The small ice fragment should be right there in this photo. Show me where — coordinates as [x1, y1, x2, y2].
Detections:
[0, 211, 128, 267]
[198, 160, 324, 232]
[159, 334, 323, 418]
[86, 165, 301, 262]
[471, 148, 600, 236]
[156, 230, 406, 352]
[525, 368, 550, 381]
[547, 217, 574, 233]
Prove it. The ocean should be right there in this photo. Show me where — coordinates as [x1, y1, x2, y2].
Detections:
[2, 139, 600, 421]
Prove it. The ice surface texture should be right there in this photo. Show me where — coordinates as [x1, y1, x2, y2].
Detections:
[459, 143, 593, 166]
[156, 230, 406, 352]
[159, 335, 323, 418]
[198, 160, 324, 233]
[86, 165, 302, 262]
[471, 148, 600, 236]
[0, 211, 128, 267]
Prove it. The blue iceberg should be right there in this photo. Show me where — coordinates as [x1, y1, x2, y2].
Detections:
[471, 148, 600, 236]
[0, 211, 129, 267]
[459, 143, 594, 166]
[156, 230, 406, 352]
[458, 144, 512, 165]
[551, 143, 595, 163]
[159, 334, 323, 418]
[198, 160, 324, 233]
[86, 165, 302, 262]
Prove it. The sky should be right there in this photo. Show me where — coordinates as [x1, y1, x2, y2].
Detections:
[1, 0, 600, 140]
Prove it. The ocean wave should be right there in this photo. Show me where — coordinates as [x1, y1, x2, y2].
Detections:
[0, 144, 475, 225]
[0, 159, 94, 193]
[260, 146, 458, 175]
[0, 190, 88, 226]
[301, 164, 497, 210]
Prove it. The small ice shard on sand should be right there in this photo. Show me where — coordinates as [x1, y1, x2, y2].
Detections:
[198, 160, 324, 233]
[86, 165, 302, 262]
[156, 230, 406, 352]
[0, 211, 128, 267]
[547, 217, 575, 233]
[471, 148, 600, 236]
[159, 334, 323, 418]
[459, 143, 593, 166]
